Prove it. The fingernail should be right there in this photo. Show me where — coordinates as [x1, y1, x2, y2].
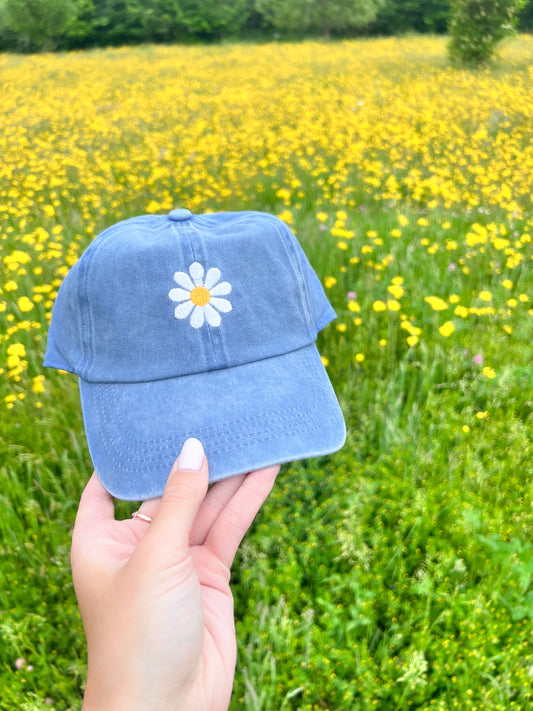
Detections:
[178, 438, 204, 471]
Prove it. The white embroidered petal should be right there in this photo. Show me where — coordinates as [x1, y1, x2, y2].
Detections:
[210, 281, 231, 297]
[204, 304, 221, 327]
[189, 262, 205, 286]
[174, 300, 194, 320]
[190, 305, 205, 329]
[173, 271, 195, 291]
[203, 267, 221, 291]
[169, 287, 191, 303]
[210, 297, 232, 313]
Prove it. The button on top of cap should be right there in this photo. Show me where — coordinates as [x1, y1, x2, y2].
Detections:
[168, 208, 192, 221]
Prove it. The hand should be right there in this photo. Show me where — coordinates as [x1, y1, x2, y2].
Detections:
[71, 438, 279, 711]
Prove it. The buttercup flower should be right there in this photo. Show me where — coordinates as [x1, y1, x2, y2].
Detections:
[439, 321, 455, 337]
[425, 296, 448, 311]
[169, 262, 232, 329]
[387, 284, 404, 299]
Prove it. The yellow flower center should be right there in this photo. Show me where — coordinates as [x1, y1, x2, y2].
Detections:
[190, 286, 211, 307]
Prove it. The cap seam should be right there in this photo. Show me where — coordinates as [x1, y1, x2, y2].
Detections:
[97, 387, 321, 448]
[76, 223, 139, 379]
[170, 220, 222, 370]
[104, 421, 333, 470]
[274, 219, 316, 342]
[190, 227, 222, 370]
[92, 403, 332, 470]
[77, 240, 94, 379]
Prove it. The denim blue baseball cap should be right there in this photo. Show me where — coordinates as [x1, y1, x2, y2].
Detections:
[44, 209, 346, 500]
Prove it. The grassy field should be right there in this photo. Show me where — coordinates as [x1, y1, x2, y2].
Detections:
[1, 35, 532, 710]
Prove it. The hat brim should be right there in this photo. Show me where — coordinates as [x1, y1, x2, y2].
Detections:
[79, 343, 346, 500]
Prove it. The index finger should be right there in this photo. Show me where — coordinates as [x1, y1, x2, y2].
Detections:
[204, 465, 279, 568]
[73, 472, 115, 534]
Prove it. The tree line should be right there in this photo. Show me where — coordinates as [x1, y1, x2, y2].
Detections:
[0, 0, 531, 54]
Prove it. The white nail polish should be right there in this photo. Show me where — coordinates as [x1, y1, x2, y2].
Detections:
[178, 438, 204, 471]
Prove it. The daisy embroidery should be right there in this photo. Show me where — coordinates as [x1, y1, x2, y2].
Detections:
[169, 262, 232, 328]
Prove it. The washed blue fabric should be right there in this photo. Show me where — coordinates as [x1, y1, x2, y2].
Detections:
[44, 210, 346, 500]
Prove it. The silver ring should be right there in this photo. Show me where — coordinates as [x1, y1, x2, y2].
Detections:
[132, 511, 153, 523]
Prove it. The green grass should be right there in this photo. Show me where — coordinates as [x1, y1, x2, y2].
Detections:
[1, 36, 532, 710]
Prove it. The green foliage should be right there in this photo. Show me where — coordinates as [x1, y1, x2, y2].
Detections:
[0, 4, 18, 50]
[139, 0, 185, 42]
[0, 0, 76, 50]
[59, 0, 253, 49]
[518, 0, 533, 29]
[448, 0, 527, 66]
[180, 0, 252, 37]
[62, 0, 97, 45]
[83, 0, 173, 46]
[1, 0, 533, 52]
[371, 0, 450, 35]
[255, 0, 382, 38]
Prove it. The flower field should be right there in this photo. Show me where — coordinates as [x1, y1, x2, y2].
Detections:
[1, 36, 532, 710]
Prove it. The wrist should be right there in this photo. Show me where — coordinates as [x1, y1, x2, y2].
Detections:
[82, 685, 137, 711]
[82, 681, 195, 711]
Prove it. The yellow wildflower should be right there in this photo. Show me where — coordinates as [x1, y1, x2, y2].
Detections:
[387, 284, 404, 299]
[32, 375, 46, 393]
[277, 210, 293, 225]
[7, 343, 26, 357]
[439, 321, 455, 337]
[17, 296, 34, 312]
[482, 367, 496, 379]
[425, 296, 448, 311]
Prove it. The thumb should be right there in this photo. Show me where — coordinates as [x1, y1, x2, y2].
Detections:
[148, 438, 209, 554]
